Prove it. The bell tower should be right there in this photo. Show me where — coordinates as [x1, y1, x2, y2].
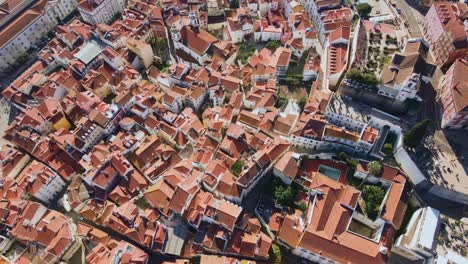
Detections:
[171, 24, 181, 43]
[189, 12, 199, 33]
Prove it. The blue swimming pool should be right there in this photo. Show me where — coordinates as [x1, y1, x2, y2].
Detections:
[318, 165, 341, 181]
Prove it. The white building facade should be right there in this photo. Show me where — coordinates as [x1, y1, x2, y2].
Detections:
[78, 0, 125, 25]
[392, 207, 441, 263]
[0, 0, 78, 71]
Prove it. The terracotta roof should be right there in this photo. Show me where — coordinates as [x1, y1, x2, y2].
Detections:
[144, 179, 174, 214]
[381, 174, 407, 229]
[278, 209, 305, 247]
[361, 126, 379, 144]
[292, 114, 326, 138]
[180, 25, 218, 56]
[274, 151, 298, 180]
[445, 59, 468, 112]
[273, 114, 296, 135]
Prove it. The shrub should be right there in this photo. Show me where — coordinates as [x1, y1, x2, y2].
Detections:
[238, 43, 246, 51]
[345, 158, 359, 184]
[347, 158, 358, 172]
[383, 143, 393, 154]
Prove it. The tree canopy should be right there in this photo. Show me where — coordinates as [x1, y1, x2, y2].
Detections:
[269, 243, 282, 264]
[297, 96, 307, 112]
[275, 97, 288, 109]
[357, 3, 372, 18]
[231, 160, 243, 176]
[362, 185, 385, 220]
[404, 119, 431, 148]
[230, 0, 239, 8]
[337, 152, 349, 161]
[265, 40, 281, 51]
[346, 69, 380, 86]
[367, 161, 382, 175]
[274, 185, 296, 207]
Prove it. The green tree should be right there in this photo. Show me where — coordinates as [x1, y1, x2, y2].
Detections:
[367, 161, 382, 175]
[231, 160, 243, 176]
[338, 152, 349, 161]
[152, 38, 167, 50]
[362, 185, 385, 220]
[230, 0, 239, 8]
[296, 201, 307, 211]
[404, 119, 431, 148]
[357, 3, 372, 18]
[347, 69, 379, 86]
[297, 96, 307, 112]
[345, 158, 360, 185]
[347, 158, 358, 173]
[269, 243, 282, 264]
[275, 97, 288, 109]
[266, 40, 281, 51]
[274, 185, 296, 207]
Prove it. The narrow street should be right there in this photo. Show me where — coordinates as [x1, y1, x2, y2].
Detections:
[392, 0, 424, 38]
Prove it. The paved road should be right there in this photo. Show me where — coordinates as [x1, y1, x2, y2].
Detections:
[418, 190, 468, 218]
[392, 0, 423, 38]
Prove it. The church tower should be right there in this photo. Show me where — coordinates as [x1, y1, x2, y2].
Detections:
[189, 12, 199, 33]
[171, 24, 181, 43]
